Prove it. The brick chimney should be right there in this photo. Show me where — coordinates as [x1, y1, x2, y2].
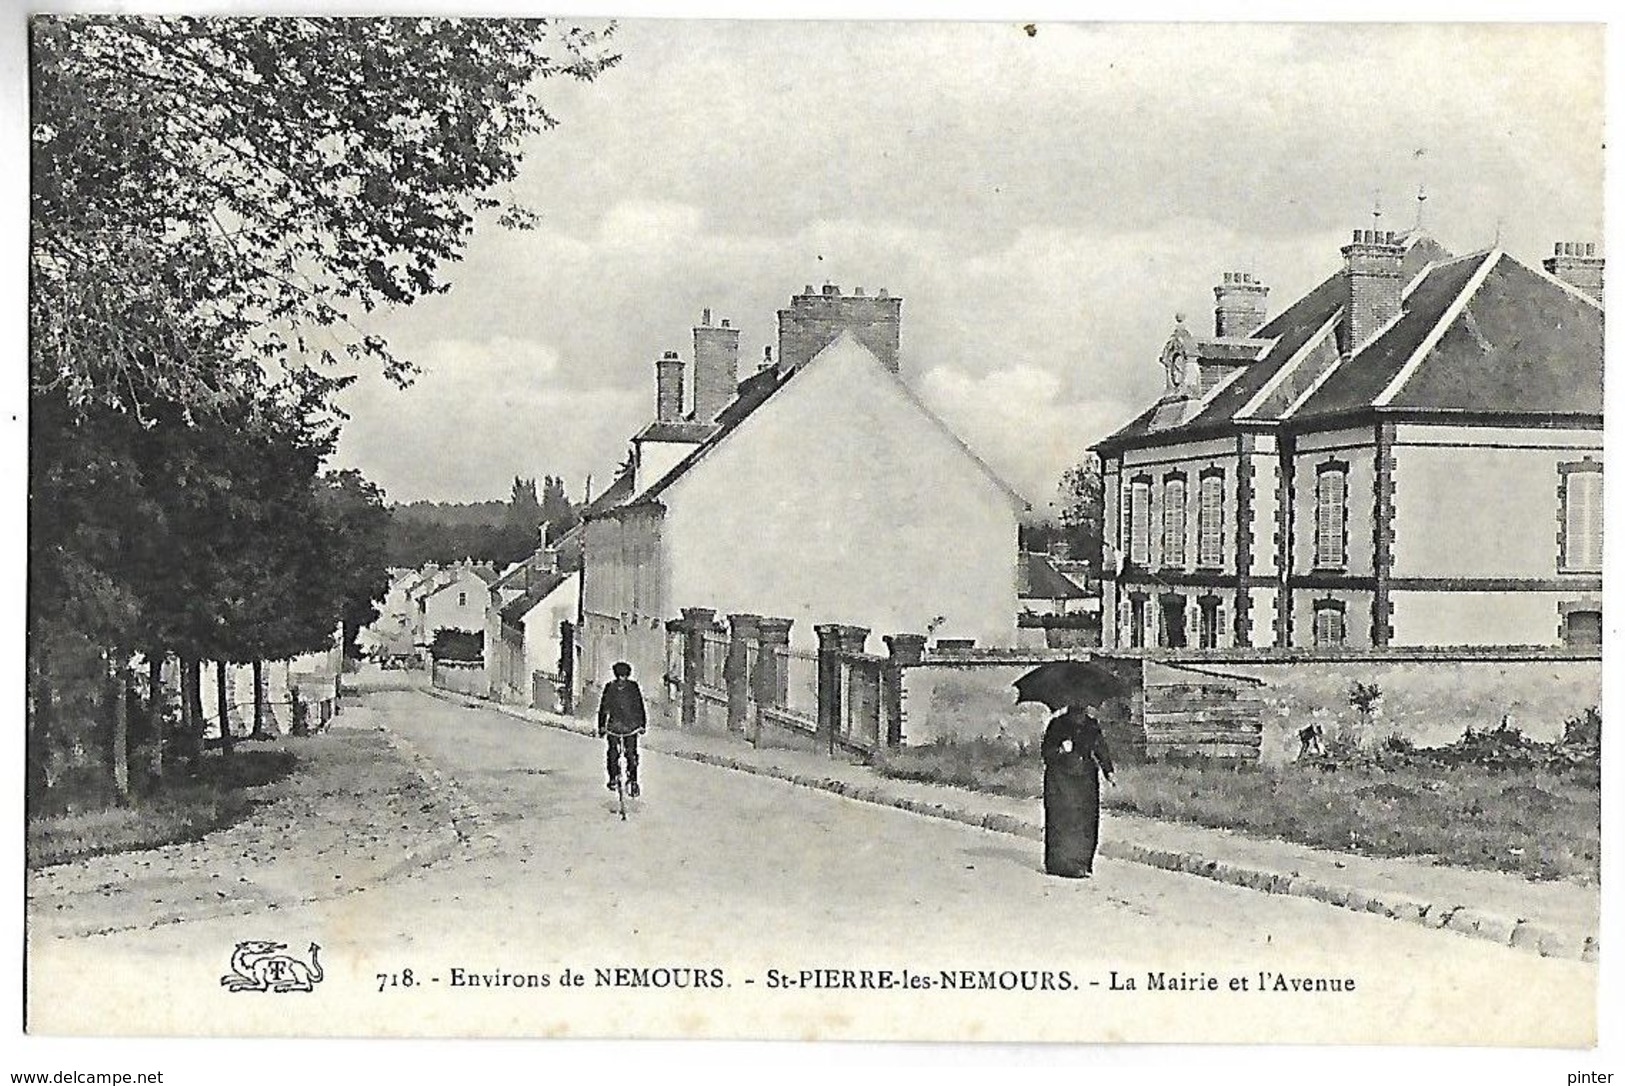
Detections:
[1543, 242, 1604, 304]
[1341, 228, 1405, 353]
[692, 309, 740, 423]
[654, 350, 684, 422]
[776, 283, 903, 374]
[1212, 271, 1269, 337]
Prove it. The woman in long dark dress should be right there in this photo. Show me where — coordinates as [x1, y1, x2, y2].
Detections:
[1041, 706, 1115, 878]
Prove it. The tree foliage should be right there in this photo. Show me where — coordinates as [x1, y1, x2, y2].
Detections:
[30, 15, 618, 417]
[1056, 455, 1105, 570]
[27, 15, 616, 811]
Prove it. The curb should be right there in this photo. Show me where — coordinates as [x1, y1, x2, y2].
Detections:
[418, 687, 1599, 964]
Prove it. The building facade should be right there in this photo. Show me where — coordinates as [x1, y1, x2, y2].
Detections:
[580, 286, 1026, 699]
[1095, 232, 1603, 652]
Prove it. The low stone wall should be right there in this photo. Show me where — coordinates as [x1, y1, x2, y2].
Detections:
[431, 661, 487, 698]
[1184, 657, 1601, 765]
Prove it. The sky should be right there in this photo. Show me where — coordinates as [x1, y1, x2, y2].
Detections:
[330, 19, 1605, 511]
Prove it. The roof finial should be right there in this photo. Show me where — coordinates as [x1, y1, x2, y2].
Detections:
[1371, 189, 1383, 231]
[1412, 147, 1429, 231]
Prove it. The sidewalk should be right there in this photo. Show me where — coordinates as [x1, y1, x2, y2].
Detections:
[423, 687, 1600, 963]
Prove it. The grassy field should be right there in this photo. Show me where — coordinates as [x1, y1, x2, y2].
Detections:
[871, 734, 1600, 884]
[27, 747, 298, 868]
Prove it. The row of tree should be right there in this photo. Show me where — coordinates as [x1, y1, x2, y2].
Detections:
[385, 475, 581, 569]
[27, 15, 616, 813]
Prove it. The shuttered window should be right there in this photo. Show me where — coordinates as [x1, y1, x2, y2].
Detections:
[1562, 466, 1603, 573]
[1198, 472, 1224, 567]
[1313, 603, 1346, 647]
[1162, 476, 1187, 567]
[1314, 466, 1347, 570]
[1129, 479, 1151, 566]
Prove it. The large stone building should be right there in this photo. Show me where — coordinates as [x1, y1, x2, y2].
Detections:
[1094, 231, 1603, 652]
[580, 286, 1026, 699]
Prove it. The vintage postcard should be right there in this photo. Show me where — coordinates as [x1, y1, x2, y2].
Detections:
[18, 11, 1608, 1060]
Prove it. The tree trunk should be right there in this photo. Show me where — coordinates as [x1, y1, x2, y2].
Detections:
[109, 659, 130, 799]
[27, 650, 53, 819]
[147, 651, 165, 787]
[215, 660, 234, 756]
[251, 660, 267, 739]
[180, 657, 202, 770]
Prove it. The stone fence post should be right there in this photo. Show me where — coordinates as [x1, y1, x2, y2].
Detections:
[815, 624, 870, 755]
[678, 607, 716, 730]
[753, 617, 794, 746]
[725, 613, 761, 736]
[882, 633, 928, 748]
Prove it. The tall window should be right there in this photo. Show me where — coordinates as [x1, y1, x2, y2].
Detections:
[1198, 471, 1224, 567]
[1561, 463, 1603, 573]
[1128, 596, 1147, 649]
[1313, 601, 1346, 647]
[1162, 475, 1187, 567]
[1198, 596, 1221, 649]
[1314, 463, 1348, 570]
[1128, 479, 1151, 566]
[458, 591, 467, 607]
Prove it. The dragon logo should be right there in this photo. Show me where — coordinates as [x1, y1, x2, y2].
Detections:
[221, 940, 325, 993]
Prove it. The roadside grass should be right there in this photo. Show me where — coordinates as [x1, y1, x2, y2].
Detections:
[27, 748, 298, 869]
[870, 737, 1600, 884]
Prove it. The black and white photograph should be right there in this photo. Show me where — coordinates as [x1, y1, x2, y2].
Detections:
[10, 4, 1615, 1076]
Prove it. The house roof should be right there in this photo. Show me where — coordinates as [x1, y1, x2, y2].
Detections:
[499, 570, 572, 625]
[590, 333, 1026, 516]
[1018, 552, 1090, 600]
[1093, 236, 1599, 452]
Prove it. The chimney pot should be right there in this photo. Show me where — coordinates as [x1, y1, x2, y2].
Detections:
[1543, 240, 1605, 303]
[877, 288, 889, 299]
[822, 283, 840, 296]
[701, 307, 711, 326]
[803, 284, 814, 296]
[853, 286, 865, 296]
[654, 351, 684, 422]
[720, 318, 730, 328]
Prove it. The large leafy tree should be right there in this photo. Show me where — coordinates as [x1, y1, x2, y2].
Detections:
[316, 469, 393, 657]
[1056, 455, 1105, 571]
[30, 15, 618, 417]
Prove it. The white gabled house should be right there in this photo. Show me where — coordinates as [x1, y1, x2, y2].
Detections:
[580, 287, 1028, 701]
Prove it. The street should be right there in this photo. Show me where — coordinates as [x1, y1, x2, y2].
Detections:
[27, 688, 1597, 1044]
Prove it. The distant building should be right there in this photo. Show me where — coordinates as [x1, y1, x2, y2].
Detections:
[580, 287, 1026, 699]
[1093, 231, 1603, 651]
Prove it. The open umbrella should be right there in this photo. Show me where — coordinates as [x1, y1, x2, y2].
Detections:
[1013, 659, 1130, 712]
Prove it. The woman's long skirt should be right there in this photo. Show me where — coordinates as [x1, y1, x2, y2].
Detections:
[1043, 764, 1101, 877]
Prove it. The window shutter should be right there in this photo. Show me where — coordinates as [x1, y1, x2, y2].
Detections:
[1130, 482, 1151, 565]
[1316, 470, 1346, 569]
[1199, 473, 1223, 566]
[1566, 470, 1603, 572]
[1163, 478, 1187, 566]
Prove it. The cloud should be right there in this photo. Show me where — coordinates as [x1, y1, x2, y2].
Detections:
[917, 363, 1125, 508]
[334, 21, 1601, 503]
